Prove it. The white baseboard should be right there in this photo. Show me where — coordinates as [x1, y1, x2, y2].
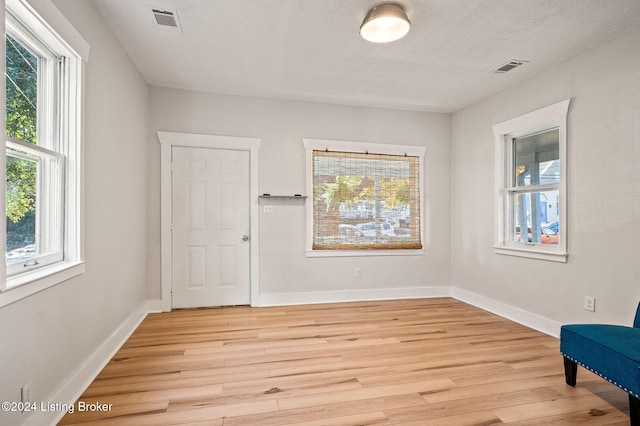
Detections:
[26, 301, 148, 426]
[451, 287, 562, 338]
[254, 286, 561, 337]
[253, 286, 451, 307]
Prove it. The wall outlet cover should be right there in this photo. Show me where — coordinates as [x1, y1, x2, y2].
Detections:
[584, 296, 595, 312]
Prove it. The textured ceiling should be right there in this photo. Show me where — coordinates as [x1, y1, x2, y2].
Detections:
[94, 0, 640, 112]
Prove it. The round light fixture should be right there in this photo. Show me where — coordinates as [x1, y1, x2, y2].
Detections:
[360, 3, 410, 43]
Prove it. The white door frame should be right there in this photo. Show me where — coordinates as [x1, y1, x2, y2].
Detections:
[158, 131, 261, 312]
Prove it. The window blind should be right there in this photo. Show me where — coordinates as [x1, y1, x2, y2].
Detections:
[312, 150, 422, 250]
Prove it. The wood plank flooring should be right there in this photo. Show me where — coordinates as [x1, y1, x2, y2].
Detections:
[59, 298, 631, 425]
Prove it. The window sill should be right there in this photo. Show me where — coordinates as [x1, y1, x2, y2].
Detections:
[493, 246, 567, 263]
[0, 261, 86, 308]
[306, 249, 425, 258]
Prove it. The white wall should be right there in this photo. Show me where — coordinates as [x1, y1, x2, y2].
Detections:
[451, 28, 640, 329]
[0, 1, 149, 425]
[148, 90, 452, 304]
[4, 6, 638, 424]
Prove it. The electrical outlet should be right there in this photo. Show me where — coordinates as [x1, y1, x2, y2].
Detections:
[21, 380, 32, 405]
[584, 296, 595, 312]
[354, 267, 362, 278]
[263, 205, 273, 214]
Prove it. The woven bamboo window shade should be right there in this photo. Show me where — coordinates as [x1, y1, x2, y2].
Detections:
[312, 150, 422, 250]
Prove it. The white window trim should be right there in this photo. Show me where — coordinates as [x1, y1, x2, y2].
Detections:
[493, 99, 570, 263]
[0, 0, 88, 308]
[303, 138, 426, 258]
[6, 0, 90, 62]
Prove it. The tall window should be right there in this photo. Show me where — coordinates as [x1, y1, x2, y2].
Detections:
[304, 139, 425, 255]
[494, 99, 570, 262]
[1, 0, 88, 297]
[507, 129, 560, 246]
[5, 25, 64, 275]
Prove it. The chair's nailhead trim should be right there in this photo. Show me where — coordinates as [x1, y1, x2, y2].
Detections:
[561, 353, 639, 399]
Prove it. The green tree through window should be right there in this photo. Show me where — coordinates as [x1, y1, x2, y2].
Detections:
[5, 34, 38, 256]
[6, 34, 37, 142]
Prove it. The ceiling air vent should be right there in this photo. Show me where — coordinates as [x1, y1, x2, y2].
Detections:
[151, 8, 182, 31]
[493, 60, 528, 74]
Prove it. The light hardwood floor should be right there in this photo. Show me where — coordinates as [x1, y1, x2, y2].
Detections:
[60, 298, 631, 425]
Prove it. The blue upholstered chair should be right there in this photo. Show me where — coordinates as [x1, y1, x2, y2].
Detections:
[560, 303, 640, 426]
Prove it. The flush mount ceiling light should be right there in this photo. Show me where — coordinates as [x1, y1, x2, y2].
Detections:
[360, 3, 410, 43]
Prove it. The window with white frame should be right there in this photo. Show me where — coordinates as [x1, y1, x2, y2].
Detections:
[2, 0, 87, 296]
[493, 99, 570, 262]
[304, 139, 425, 256]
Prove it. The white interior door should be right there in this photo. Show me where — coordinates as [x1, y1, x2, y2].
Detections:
[171, 146, 250, 308]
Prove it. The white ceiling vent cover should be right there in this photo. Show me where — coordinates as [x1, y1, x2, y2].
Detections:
[151, 8, 182, 32]
[493, 60, 528, 74]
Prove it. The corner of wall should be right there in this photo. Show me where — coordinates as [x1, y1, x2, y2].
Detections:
[451, 286, 562, 338]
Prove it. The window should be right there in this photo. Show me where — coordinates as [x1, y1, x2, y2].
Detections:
[6, 24, 64, 275]
[304, 139, 425, 256]
[493, 99, 570, 262]
[1, 0, 88, 300]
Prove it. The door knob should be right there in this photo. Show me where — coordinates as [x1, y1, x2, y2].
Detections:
[242, 235, 250, 241]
